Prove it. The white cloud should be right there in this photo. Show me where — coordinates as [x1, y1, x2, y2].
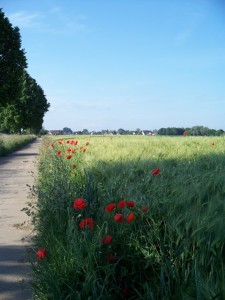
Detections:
[8, 11, 44, 29]
[53, 15, 89, 35]
[47, 7, 89, 35]
[8, 9, 89, 35]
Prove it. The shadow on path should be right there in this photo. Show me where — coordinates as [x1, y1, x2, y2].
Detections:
[9, 153, 39, 157]
[0, 245, 33, 299]
[0, 139, 41, 299]
[0, 139, 41, 166]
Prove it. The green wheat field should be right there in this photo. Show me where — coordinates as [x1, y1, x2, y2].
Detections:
[30, 135, 225, 299]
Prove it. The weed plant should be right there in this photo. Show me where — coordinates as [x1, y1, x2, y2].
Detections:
[0, 134, 36, 156]
[31, 135, 225, 299]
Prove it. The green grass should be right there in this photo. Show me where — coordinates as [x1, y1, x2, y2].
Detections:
[31, 135, 225, 299]
[0, 134, 36, 156]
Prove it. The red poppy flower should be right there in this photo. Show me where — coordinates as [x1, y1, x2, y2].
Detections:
[73, 198, 87, 210]
[67, 148, 72, 152]
[51, 143, 54, 147]
[117, 200, 127, 209]
[58, 141, 63, 145]
[86, 142, 90, 146]
[141, 206, 149, 213]
[72, 149, 76, 153]
[79, 218, 94, 229]
[127, 201, 135, 207]
[114, 213, 124, 223]
[83, 148, 86, 153]
[72, 164, 76, 169]
[67, 155, 72, 159]
[183, 131, 187, 135]
[57, 151, 61, 156]
[66, 140, 70, 144]
[36, 248, 47, 259]
[104, 235, 113, 243]
[151, 168, 160, 175]
[126, 212, 135, 222]
[100, 235, 113, 244]
[105, 203, 116, 212]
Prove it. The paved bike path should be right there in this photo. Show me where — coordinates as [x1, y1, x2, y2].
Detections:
[0, 138, 41, 300]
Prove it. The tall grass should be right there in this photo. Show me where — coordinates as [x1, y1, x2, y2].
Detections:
[0, 134, 36, 156]
[31, 135, 225, 299]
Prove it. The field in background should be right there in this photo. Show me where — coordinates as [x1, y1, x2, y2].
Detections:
[0, 134, 36, 156]
[31, 135, 225, 299]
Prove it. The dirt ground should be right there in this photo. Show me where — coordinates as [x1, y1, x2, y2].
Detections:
[0, 138, 41, 300]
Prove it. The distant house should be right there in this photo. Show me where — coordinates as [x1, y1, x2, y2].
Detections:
[142, 130, 154, 136]
[48, 130, 63, 135]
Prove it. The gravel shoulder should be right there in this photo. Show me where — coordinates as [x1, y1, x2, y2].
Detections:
[0, 138, 41, 300]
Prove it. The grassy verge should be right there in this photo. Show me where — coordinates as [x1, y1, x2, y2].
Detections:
[0, 134, 36, 156]
[31, 135, 225, 299]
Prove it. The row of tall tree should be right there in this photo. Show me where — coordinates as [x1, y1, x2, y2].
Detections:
[158, 126, 224, 136]
[0, 9, 50, 133]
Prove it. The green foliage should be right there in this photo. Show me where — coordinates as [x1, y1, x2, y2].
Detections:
[39, 128, 49, 136]
[158, 126, 224, 136]
[0, 71, 50, 133]
[63, 127, 73, 134]
[0, 9, 50, 134]
[31, 136, 225, 299]
[20, 71, 50, 133]
[188, 126, 224, 136]
[0, 9, 27, 107]
[118, 128, 126, 135]
[0, 103, 22, 133]
[158, 127, 184, 135]
[0, 134, 36, 156]
[82, 129, 89, 135]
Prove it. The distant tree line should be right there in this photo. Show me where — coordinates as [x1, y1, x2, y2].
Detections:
[49, 128, 156, 136]
[0, 9, 50, 134]
[49, 126, 224, 136]
[158, 126, 224, 136]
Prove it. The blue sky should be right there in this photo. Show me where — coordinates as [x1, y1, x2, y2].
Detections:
[1, 0, 225, 131]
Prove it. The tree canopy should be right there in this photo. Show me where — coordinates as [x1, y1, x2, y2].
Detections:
[157, 126, 224, 136]
[0, 71, 50, 133]
[0, 9, 50, 134]
[0, 9, 27, 107]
